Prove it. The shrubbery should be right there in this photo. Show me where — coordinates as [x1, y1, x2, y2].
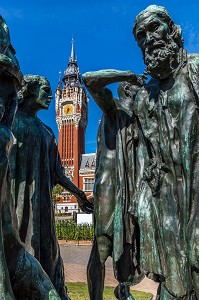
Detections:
[56, 220, 94, 241]
[54, 212, 72, 217]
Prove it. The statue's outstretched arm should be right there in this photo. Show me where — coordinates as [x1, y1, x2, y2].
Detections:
[82, 69, 145, 116]
[54, 146, 93, 214]
[57, 174, 93, 214]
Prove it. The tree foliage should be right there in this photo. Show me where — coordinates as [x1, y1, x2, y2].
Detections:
[52, 184, 64, 201]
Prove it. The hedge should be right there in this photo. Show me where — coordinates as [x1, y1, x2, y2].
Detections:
[56, 220, 94, 241]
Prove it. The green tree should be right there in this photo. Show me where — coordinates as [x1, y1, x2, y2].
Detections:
[52, 184, 64, 202]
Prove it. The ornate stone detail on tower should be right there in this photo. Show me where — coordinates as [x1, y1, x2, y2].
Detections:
[55, 38, 89, 190]
[64, 165, 74, 182]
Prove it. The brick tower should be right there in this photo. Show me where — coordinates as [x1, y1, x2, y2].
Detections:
[55, 39, 88, 206]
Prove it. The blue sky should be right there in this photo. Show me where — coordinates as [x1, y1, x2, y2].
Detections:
[1, 0, 199, 153]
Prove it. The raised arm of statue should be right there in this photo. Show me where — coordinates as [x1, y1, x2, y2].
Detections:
[54, 143, 94, 214]
[57, 175, 94, 214]
[82, 69, 145, 116]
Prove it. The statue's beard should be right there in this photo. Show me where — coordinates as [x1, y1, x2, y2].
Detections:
[144, 38, 179, 79]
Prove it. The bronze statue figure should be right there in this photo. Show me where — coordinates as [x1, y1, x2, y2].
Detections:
[131, 5, 199, 299]
[10, 74, 93, 299]
[0, 17, 61, 300]
[83, 70, 145, 300]
[0, 15, 19, 68]
[84, 4, 199, 300]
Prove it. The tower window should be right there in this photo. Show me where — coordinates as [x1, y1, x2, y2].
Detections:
[84, 178, 95, 191]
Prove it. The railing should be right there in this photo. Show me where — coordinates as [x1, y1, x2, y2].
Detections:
[55, 220, 94, 241]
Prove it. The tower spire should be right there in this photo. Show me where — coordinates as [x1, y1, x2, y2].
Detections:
[63, 38, 81, 87]
[69, 37, 77, 64]
[55, 39, 90, 209]
[57, 71, 62, 89]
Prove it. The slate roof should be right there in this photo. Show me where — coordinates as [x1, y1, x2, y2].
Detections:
[80, 153, 96, 171]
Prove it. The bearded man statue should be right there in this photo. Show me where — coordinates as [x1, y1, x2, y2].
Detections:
[131, 5, 199, 299]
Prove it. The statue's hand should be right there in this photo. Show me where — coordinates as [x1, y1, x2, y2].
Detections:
[76, 190, 94, 214]
[126, 72, 147, 87]
[136, 74, 147, 86]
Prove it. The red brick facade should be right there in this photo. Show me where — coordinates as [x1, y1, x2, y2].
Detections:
[55, 40, 95, 213]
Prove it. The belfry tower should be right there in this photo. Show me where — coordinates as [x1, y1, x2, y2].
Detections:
[55, 39, 88, 190]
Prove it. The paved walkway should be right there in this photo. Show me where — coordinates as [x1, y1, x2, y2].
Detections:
[59, 241, 159, 298]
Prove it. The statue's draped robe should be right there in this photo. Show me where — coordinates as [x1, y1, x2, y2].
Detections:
[0, 124, 60, 300]
[94, 95, 143, 283]
[133, 54, 199, 298]
[0, 124, 18, 299]
[10, 111, 66, 299]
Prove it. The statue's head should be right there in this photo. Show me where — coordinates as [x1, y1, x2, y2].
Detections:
[133, 5, 185, 79]
[0, 16, 22, 126]
[0, 54, 22, 126]
[0, 15, 19, 67]
[19, 75, 53, 111]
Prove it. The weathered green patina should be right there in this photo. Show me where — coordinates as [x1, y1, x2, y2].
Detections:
[0, 53, 22, 300]
[10, 74, 93, 299]
[132, 5, 199, 299]
[0, 15, 61, 300]
[83, 5, 199, 300]
[0, 16, 19, 68]
[83, 70, 145, 300]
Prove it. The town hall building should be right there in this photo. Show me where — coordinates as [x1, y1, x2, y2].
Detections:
[55, 39, 95, 213]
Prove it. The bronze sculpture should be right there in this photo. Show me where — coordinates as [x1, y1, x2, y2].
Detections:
[0, 16, 19, 68]
[0, 16, 61, 300]
[84, 5, 199, 300]
[83, 70, 145, 300]
[10, 74, 93, 299]
[132, 5, 199, 299]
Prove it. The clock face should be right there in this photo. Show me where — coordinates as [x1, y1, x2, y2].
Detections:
[64, 104, 73, 115]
